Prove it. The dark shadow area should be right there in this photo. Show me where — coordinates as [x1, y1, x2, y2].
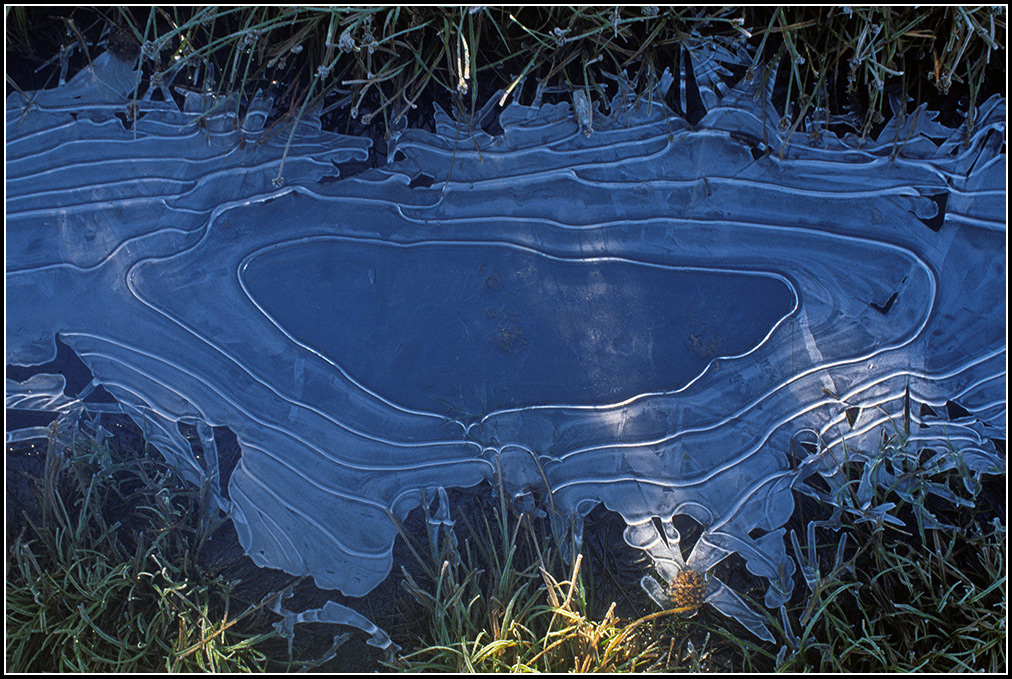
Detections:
[5, 335, 93, 395]
[913, 191, 949, 232]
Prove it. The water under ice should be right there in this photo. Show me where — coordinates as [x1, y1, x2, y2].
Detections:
[6, 42, 1006, 645]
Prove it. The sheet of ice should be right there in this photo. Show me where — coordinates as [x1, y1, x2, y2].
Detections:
[6, 43, 1006, 642]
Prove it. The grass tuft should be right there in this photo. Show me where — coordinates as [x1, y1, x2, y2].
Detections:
[6, 7, 1005, 145]
[703, 434, 1006, 673]
[383, 483, 698, 672]
[5, 420, 285, 672]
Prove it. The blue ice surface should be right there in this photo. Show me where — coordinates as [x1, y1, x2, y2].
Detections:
[6, 39, 1006, 646]
[243, 237, 794, 415]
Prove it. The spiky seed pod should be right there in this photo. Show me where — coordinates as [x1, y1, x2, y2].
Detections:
[666, 570, 706, 611]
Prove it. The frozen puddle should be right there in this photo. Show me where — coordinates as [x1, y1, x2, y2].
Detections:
[6, 41, 1006, 645]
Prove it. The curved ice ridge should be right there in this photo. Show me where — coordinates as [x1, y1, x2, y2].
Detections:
[6, 42, 1006, 643]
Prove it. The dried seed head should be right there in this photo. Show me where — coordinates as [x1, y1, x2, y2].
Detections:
[666, 570, 706, 611]
[939, 72, 951, 94]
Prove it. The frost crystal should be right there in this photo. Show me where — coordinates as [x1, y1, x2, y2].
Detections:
[572, 88, 593, 135]
[338, 28, 356, 53]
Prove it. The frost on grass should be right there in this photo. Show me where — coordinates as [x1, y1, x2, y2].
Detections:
[6, 42, 1006, 643]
